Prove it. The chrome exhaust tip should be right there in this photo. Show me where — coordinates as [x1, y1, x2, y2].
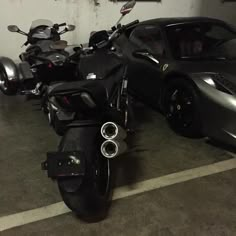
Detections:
[101, 140, 127, 159]
[101, 122, 127, 140]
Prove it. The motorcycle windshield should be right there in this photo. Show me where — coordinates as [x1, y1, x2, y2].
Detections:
[30, 19, 53, 29]
[30, 19, 53, 40]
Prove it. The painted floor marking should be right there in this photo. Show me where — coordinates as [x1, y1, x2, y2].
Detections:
[0, 158, 236, 232]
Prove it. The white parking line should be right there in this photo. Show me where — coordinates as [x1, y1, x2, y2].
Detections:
[0, 158, 236, 232]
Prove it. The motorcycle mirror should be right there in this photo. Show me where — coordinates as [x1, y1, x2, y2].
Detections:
[66, 25, 76, 32]
[120, 0, 136, 16]
[8, 25, 20, 33]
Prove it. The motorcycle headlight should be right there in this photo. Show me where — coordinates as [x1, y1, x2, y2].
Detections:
[203, 75, 234, 95]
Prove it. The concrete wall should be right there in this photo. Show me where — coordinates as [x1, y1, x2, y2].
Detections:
[0, 0, 236, 59]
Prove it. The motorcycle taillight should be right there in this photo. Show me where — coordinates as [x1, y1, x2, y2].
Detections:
[55, 92, 97, 112]
[62, 96, 70, 105]
[56, 96, 72, 110]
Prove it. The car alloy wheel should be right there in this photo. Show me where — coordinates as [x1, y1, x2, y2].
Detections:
[166, 85, 195, 130]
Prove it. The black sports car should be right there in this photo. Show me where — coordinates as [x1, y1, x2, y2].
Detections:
[124, 17, 236, 147]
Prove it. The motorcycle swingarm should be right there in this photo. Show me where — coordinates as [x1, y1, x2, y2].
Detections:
[42, 151, 85, 179]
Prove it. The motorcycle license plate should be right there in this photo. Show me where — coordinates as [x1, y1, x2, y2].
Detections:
[42, 151, 85, 179]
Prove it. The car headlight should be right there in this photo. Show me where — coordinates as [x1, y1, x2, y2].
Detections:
[202, 74, 234, 95]
[203, 77, 216, 87]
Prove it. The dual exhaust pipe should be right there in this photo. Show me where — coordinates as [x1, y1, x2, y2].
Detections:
[100, 122, 127, 159]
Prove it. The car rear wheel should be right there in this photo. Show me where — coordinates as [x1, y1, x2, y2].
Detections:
[163, 78, 203, 138]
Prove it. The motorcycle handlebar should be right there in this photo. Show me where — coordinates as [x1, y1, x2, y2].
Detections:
[58, 23, 67, 27]
[69, 20, 140, 56]
[108, 20, 139, 43]
[53, 23, 67, 30]
[67, 46, 91, 62]
[123, 20, 139, 30]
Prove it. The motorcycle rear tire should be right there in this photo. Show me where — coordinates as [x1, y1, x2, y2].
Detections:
[57, 127, 113, 222]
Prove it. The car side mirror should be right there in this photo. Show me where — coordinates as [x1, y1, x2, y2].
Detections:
[8, 25, 20, 33]
[133, 49, 160, 64]
[66, 25, 76, 32]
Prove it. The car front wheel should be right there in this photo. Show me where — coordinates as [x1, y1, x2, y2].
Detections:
[163, 78, 203, 138]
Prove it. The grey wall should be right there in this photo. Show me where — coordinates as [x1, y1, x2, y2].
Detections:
[0, 0, 236, 59]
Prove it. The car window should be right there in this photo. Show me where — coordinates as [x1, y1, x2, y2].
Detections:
[130, 25, 165, 56]
[206, 25, 235, 40]
[166, 23, 236, 60]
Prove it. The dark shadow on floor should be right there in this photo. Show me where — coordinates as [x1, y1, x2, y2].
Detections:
[206, 138, 236, 154]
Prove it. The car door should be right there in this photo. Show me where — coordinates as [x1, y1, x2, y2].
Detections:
[127, 24, 167, 104]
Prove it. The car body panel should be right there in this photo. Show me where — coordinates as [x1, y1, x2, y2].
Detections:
[125, 17, 236, 147]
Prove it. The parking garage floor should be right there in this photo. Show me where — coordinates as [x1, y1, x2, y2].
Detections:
[0, 94, 235, 236]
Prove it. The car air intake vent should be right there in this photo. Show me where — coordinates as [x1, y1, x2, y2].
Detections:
[214, 74, 236, 95]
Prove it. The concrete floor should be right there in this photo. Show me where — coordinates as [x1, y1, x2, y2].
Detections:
[0, 94, 235, 235]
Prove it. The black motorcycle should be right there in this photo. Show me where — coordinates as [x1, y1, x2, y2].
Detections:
[42, 1, 138, 221]
[0, 20, 77, 96]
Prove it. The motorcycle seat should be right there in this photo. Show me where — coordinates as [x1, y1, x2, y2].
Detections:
[48, 80, 108, 110]
[48, 64, 124, 103]
[50, 40, 68, 50]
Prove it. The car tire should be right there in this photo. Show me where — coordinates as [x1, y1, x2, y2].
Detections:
[0, 71, 18, 95]
[163, 78, 203, 138]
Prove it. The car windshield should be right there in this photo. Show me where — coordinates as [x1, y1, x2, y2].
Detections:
[30, 19, 53, 30]
[166, 22, 236, 60]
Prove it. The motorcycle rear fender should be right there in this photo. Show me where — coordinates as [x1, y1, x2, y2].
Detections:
[0, 57, 19, 83]
[44, 122, 103, 192]
[42, 151, 86, 179]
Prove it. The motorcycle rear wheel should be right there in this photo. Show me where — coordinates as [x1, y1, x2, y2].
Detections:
[57, 127, 112, 222]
